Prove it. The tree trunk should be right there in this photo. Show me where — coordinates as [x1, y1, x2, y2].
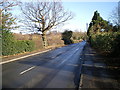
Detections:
[41, 33, 47, 47]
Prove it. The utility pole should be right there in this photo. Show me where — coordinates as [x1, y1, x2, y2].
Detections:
[86, 23, 88, 31]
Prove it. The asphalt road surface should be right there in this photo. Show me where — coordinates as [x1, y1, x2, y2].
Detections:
[2, 41, 86, 88]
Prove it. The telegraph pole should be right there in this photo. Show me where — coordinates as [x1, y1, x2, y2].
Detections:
[86, 23, 88, 31]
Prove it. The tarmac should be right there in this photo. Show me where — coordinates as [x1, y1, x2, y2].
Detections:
[79, 43, 120, 89]
[1, 43, 120, 89]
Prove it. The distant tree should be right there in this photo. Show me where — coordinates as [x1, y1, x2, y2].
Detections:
[20, 1, 73, 47]
[72, 31, 87, 41]
[62, 30, 73, 45]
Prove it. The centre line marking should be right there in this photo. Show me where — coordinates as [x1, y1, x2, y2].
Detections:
[20, 66, 35, 75]
[76, 48, 79, 51]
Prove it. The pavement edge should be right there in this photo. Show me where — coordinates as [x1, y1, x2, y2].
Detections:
[78, 43, 87, 89]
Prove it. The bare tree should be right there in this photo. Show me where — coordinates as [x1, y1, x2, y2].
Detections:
[0, 0, 19, 12]
[20, 0, 73, 47]
[109, 1, 120, 26]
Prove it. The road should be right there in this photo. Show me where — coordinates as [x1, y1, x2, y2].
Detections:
[2, 41, 86, 88]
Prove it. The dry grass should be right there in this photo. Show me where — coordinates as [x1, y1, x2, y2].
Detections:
[13, 32, 64, 50]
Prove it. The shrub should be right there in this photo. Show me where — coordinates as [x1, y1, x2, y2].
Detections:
[112, 33, 120, 56]
[24, 40, 35, 52]
[62, 30, 73, 45]
[90, 32, 120, 56]
[2, 30, 35, 56]
[2, 30, 16, 55]
[15, 40, 35, 53]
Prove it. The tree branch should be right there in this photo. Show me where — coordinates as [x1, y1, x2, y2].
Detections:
[20, 1, 73, 33]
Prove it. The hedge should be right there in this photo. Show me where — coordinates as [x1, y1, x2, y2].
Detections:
[90, 32, 120, 56]
[2, 30, 35, 56]
[15, 40, 35, 53]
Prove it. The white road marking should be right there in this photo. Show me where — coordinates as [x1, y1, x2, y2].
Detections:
[20, 66, 35, 75]
[1, 49, 51, 65]
[76, 48, 79, 51]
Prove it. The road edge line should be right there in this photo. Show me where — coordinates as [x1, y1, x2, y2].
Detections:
[79, 74, 83, 88]
[0, 49, 52, 65]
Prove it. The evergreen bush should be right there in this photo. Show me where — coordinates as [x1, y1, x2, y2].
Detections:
[91, 32, 120, 56]
[2, 30, 35, 56]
